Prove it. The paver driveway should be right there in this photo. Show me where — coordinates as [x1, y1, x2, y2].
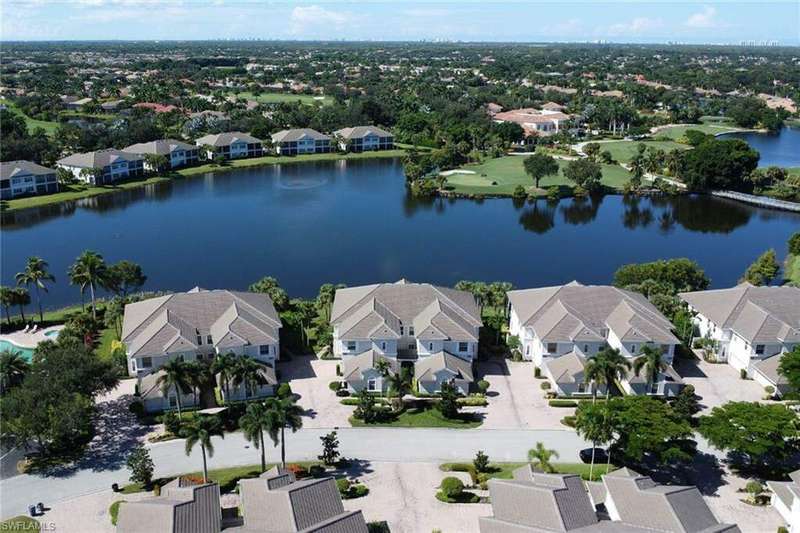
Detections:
[475, 357, 574, 429]
[673, 357, 767, 414]
[278, 354, 354, 428]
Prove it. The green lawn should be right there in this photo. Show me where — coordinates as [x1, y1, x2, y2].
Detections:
[654, 123, 743, 140]
[234, 91, 332, 106]
[599, 140, 690, 164]
[441, 462, 617, 482]
[785, 254, 800, 286]
[444, 156, 631, 196]
[2, 150, 408, 212]
[787, 167, 800, 177]
[121, 461, 321, 494]
[1, 98, 60, 135]
[0, 516, 40, 532]
[349, 406, 482, 428]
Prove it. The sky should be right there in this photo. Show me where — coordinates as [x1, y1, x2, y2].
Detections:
[2, 0, 798, 45]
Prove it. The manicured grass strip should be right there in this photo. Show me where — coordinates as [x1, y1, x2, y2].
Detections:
[441, 461, 617, 482]
[653, 123, 743, 140]
[0, 98, 59, 135]
[121, 461, 321, 494]
[349, 406, 482, 428]
[0, 516, 40, 532]
[599, 140, 689, 164]
[234, 91, 332, 105]
[109, 500, 125, 525]
[2, 150, 409, 212]
[444, 156, 631, 196]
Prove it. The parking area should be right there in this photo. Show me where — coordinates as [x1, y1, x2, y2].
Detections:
[278, 354, 354, 428]
[674, 358, 767, 414]
[474, 358, 573, 430]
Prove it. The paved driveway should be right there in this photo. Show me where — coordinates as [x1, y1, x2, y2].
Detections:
[674, 358, 767, 414]
[476, 358, 574, 429]
[278, 355, 354, 428]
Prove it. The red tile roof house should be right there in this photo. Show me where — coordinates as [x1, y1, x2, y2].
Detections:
[492, 108, 571, 137]
[134, 102, 180, 114]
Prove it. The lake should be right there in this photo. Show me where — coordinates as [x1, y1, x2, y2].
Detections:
[2, 157, 799, 310]
[719, 125, 800, 168]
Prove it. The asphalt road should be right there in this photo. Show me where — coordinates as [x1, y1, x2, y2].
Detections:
[0, 427, 589, 519]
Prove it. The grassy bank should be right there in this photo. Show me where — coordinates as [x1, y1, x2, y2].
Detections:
[441, 461, 617, 482]
[0, 516, 40, 532]
[2, 149, 408, 212]
[0, 98, 59, 135]
[443, 156, 630, 196]
[785, 254, 800, 286]
[653, 122, 744, 140]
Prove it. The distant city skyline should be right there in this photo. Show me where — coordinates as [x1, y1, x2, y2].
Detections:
[2, 0, 799, 45]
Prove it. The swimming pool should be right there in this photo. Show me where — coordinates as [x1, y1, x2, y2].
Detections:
[44, 329, 60, 338]
[0, 339, 35, 361]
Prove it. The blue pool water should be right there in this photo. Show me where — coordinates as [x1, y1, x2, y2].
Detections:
[0, 339, 35, 361]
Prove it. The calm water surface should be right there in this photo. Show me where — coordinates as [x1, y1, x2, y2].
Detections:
[2, 158, 799, 309]
[719, 125, 800, 167]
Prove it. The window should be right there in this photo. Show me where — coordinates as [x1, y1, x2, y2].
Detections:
[196, 335, 203, 345]
[547, 343, 557, 353]
[381, 342, 386, 351]
[400, 326, 404, 335]
[367, 379, 377, 391]
[409, 327, 415, 336]
[583, 344, 589, 353]
[526, 345, 530, 355]
[578, 383, 586, 393]
[347, 341, 357, 352]
[429, 343, 434, 351]
[630, 345, 637, 353]
[207, 335, 213, 345]
[458, 342, 469, 353]
[755, 344, 765, 355]
[260, 345, 270, 355]
[409, 343, 415, 350]
[169, 396, 177, 408]
[141, 357, 152, 368]
[196, 354, 203, 361]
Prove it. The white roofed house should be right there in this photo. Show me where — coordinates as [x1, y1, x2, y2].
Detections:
[0, 160, 58, 200]
[195, 131, 264, 160]
[333, 126, 393, 152]
[56, 148, 145, 185]
[121, 288, 282, 413]
[124, 139, 200, 170]
[330, 280, 482, 395]
[271, 128, 332, 155]
[767, 469, 800, 532]
[507, 282, 682, 397]
[679, 283, 799, 397]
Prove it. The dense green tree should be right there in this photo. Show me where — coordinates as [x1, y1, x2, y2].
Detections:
[248, 276, 289, 311]
[106, 261, 147, 300]
[0, 349, 30, 394]
[680, 139, 759, 191]
[788, 232, 800, 256]
[318, 430, 341, 466]
[563, 158, 602, 191]
[126, 445, 155, 487]
[741, 249, 780, 286]
[436, 382, 461, 419]
[0, 286, 15, 325]
[613, 258, 709, 294]
[778, 346, 800, 397]
[523, 152, 560, 189]
[574, 401, 615, 478]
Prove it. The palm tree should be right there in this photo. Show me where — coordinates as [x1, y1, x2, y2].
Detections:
[211, 352, 238, 402]
[11, 288, 30, 324]
[185, 361, 209, 408]
[385, 367, 412, 411]
[182, 415, 224, 482]
[0, 349, 30, 393]
[264, 396, 304, 468]
[68, 263, 89, 311]
[70, 251, 109, 318]
[156, 359, 192, 419]
[15, 257, 55, 323]
[239, 402, 272, 472]
[232, 357, 267, 401]
[0, 286, 14, 326]
[528, 441, 559, 473]
[633, 345, 667, 395]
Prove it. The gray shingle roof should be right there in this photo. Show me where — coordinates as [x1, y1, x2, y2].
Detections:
[753, 353, 789, 390]
[195, 131, 262, 147]
[679, 284, 800, 344]
[332, 280, 481, 342]
[57, 148, 144, 169]
[124, 139, 197, 156]
[122, 288, 281, 357]
[543, 350, 586, 385]
[334, 126, 392, 140]
[415, 350, 474, 382]
[0, 160, 55, 179]
[271, 128, 331, 143]
[508, 282, 678, 345]
[342, 350, 397, 381]
[766, 469, 800, 511]
[116, 480, 221, 533]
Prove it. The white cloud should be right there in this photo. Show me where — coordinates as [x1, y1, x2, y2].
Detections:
[685, 6, 718, 28]
[290, 5, 351, 34]
[544, 18, 583, 36]
[605, 17, 663, 36]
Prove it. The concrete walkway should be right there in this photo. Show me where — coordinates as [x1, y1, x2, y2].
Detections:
[0, 427, 588, 519]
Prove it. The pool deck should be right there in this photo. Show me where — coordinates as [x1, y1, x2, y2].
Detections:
[0, 325, 64, 350]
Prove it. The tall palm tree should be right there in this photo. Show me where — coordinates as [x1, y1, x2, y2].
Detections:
[264, 396, 304, 468]
[591, 347, 631, 474]
[633, 345, 667, 395]
[11, 288, 30, 324]
[239, 402, 272, 472]
[385, 367, 412, 411]
[15, 257, 55, 323]
[156, 359, 192, 419]
[185, 361, 209, 408]
[0, 286, 14, 326]
[528, 441, 559, 473]
[211, 352, 237, 402]
[232, 357, 267, 401]
[70, 251, 109, 318]
[68, 263, 89, 311]
[182, 415, 224, 482]
[0, 349, 30, 393]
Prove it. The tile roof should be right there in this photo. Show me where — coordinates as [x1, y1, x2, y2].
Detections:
[122, 288, 281, 357]
[508, 282, 678, 345]
[195, 131, 262, 147]
[124, 139, 197, 156]
[271, 128, 331, 143]
[0, 160, 55, 179]
[57, 148, 143, 169]
[679, 284, 800, 344]
[332, 280, 481, 342]
[334, 126, 392, 139]
[415, 351, 474, 382]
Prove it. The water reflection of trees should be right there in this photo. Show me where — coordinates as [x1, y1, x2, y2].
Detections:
[621, 195, 654, 229]
[620, 194, 753, 234]
[519, 200, 556, 234]
[560, 194, 604, 225]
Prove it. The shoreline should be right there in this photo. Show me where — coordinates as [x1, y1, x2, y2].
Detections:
[1, 149, 409, 213]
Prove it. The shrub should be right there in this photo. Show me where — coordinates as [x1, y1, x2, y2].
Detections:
[789, 232, 800, 255]
[328, 381, 342, 391]
[548, 399, 578, 408]
[443, 463, 478, 484]
[367, 521, 391, 533]
[540, 381, 551, 390]
[477, 380, 490, 394]
[162, 411, 182, 435]
[336, 364, 342, 376]
[109, 500, 125, 525]
[440, 476, 465, 498]
[534, 367, 541, 378]
[277, 383, 293, 398]
[561, 415, 577, 428]
[740, 368, 748, 380]
[763, 385, 775, 400]
[336, 477, 351, 494]
[473, 451, 490, 474]
[336, 389, 350, 397]
[309, 465, 326, 478]
[286, 464, 308, 478]
[547, 186, 561, 202]
[128, 400, 145, 418]
[126, 445, 154, 487]
[512, 185, 527, 199]
[348, 484, 369, 498]
[457, 396, 488, 407]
